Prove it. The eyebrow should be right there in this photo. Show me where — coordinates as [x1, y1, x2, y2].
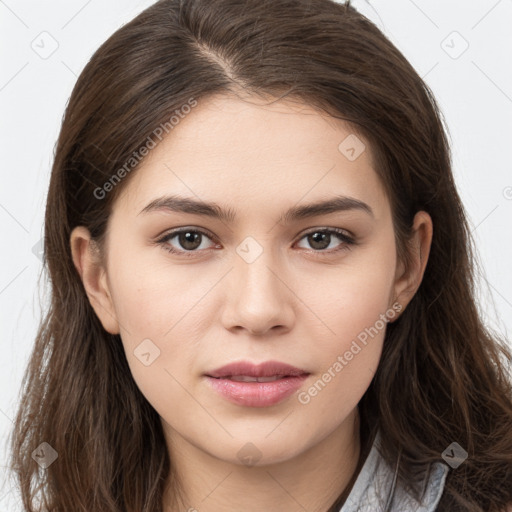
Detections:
[138, 194, 374, 223]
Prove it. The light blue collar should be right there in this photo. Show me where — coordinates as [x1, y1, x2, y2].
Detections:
[339, 431, 449, 512]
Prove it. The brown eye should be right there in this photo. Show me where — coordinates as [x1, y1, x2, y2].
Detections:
[157, 228, 217, 256]
[176, 231, 202, 251]
[296, 228, 354, 253]
[306, 232, 332, 250]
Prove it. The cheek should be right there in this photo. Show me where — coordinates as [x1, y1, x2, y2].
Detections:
[299, 242, 396, 404]
[106, 250, 216, 397]
[310, 249, 395, 347]
[108, 245, 208, 337]
[296, 275, 392, 415]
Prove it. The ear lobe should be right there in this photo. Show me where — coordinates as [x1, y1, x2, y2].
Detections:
[70, 226, 120, 335]
[391, 211, 433, 317]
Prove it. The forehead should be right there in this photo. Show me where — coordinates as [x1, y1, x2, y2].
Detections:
[114, 94, 388, 221]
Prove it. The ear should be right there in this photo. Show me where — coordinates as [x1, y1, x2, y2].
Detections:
[70, 226, 120, 334]
[390, 211, 433, 320]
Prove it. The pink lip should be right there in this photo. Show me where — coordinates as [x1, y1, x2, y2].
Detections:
[204, 360, 310, 407]
[205, 360, 308, 379]
[205, 375, 309, 407]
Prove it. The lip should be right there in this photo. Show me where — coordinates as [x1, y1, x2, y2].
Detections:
[205, 360, 309, 379]
[204, 360, 310, 407]
[205, 375, 309, 407]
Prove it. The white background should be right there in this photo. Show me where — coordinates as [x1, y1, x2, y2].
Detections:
[1, 0, 511, 509]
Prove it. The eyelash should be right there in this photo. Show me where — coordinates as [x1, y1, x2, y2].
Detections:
[155, 227, 356, 258]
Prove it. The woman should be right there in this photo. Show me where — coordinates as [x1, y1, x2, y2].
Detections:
[9, 0, 512, 510]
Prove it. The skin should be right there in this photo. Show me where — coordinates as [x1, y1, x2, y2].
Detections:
[70, 93, 433, 512]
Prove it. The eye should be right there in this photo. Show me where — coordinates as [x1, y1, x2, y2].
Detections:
[295, 228, 355, 253]
[156, 228, 218, 257]
[156, 226, 355, 258]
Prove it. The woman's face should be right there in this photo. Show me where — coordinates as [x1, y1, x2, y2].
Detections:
[72, 94, 430, 468]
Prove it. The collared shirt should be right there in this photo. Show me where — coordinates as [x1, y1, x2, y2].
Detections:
[339, 431, 449, 512]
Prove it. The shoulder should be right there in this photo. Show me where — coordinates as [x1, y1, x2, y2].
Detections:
[340, 430, 449, 512]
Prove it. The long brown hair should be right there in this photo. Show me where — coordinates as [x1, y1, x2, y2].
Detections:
[9, 0, 512, 510]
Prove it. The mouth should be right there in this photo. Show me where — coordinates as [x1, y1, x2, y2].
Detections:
[205, 360, 309, 380]
[207, 374, 305, 382]
[204, 373, 310, 407]
[203, 360, 310, 407]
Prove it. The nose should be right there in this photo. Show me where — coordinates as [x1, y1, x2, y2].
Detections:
[221, 245, 295, 336]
